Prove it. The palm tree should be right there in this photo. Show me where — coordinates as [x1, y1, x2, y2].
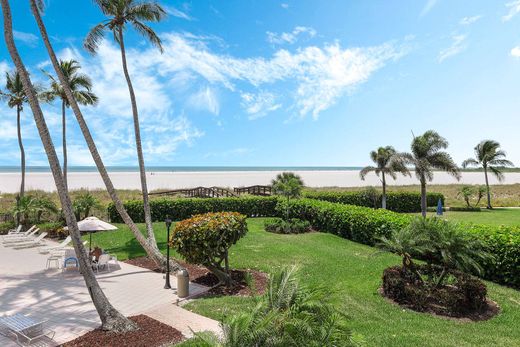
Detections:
[2, 0, 136, 332]
[84, 0, 166, 243]
[0, 71, 29, 199]
[399, 130, 460, 217]
[29, 0, 175, 270]
[462, 140, 514, 209]
[42, 60, 98, 190]
[360, 146, 410, 209]
[272, 172, 305, 221]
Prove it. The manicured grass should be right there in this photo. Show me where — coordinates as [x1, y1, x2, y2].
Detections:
[92, 219, 520, 346]
[421, 208, 520, 226]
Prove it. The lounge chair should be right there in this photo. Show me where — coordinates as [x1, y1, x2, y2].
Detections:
[12, 233, 48, 249]
[3, 226, 37, 240]
[7, 225, 22, 235]
[0, 313, 55, 346]
[38, 236, 71, 254]
[2, 229, 39, 244]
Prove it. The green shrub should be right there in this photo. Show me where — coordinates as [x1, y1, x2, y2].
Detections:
[264, 218, 312, 234]
[279, 198, 410, 245]
[170, 212, 248, 285]
[449, 206, 481, 212]
[107, 196, 279, 223]
[303, 190, 444, 213]
[0, 221, 16, 235]
[37, 222, 66, 238]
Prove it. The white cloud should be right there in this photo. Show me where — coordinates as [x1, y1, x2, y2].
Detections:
[281, 3, 289, 9]
[13, 30, 39, 47]
[420, 0, 438, 17]
[241, 91, 282, 119]
[267, 26, 316, 45]
[460, 15, 482, 25]
[187, 86, 220, 115]
[438, 34, 467, 62]
[510, 46, 520, 57]
[0, 60, 10, 76]
[164, 5, 193, 20]
[503, 0, 520, 22]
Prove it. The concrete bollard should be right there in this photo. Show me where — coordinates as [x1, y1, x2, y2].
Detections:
[176, 269, 189, 298]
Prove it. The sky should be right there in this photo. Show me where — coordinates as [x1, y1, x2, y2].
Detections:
[0, 0, 519, 167]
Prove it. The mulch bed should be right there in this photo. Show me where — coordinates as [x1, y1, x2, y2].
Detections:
[124, 257, 268, 296]
[62, 315, 183, 347]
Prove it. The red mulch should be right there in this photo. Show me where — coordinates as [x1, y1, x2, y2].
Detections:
[124, 257, 268, 296]
[62, 315, 183, 347]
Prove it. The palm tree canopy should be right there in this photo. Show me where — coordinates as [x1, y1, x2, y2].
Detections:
[400, 130, 461, 182]
[462, 140, 513, 181]
[42, 59, 98, 107]
[272, 172, 305, 199]
[84, 0, 166, 54]
[1, 71, 28, 109]
[360, 146, 410, 180]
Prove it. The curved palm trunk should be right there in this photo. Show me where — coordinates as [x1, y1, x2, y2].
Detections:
[483, 166, 492, 209]
[420, 177, 427, 218]
[2, 0, 136, 332]
[117, 28, 155, 243]
[381, 172, 387, 209]
[29, 0, 174, 269]
[62, 100, 68, 191]
[16, 105, 25, 198]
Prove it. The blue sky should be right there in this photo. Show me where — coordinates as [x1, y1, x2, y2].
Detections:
[1, 0, 520, 167]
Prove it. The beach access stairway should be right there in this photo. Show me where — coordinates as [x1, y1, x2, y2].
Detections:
[150, 185, 272, 198]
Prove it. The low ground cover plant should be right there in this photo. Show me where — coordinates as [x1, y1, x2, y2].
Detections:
[170, 212, 248, 286]
[264, 217, 312, 234]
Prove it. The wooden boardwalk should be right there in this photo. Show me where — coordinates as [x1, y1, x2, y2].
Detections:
[150, 185, 272, 198]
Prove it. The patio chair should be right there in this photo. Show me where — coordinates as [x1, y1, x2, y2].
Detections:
[38, 236, 71, 254]
[3, 230, 40, 246]
[93, 254, 111, 273]
[2, 227, 38, 242]
[7, 225, 22, 235]
[12, 233, 48, 249]
[0, 313, 55, 346]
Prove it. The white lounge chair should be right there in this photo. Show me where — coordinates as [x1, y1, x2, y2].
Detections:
[7, 225, 22, 235]
[12, 233, 48, 249]
[3, 226, 37, 240]
[2, 229, 39, 245]
[93, 254, 111, 273]
[0, 313, 55, 346]
[38, 236, 71, 254]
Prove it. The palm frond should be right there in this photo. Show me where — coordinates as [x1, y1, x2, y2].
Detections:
[84, 23, 108, 54]
[359, 166, 376, 180]
[127, 1, 166, 22]
[461, 158, 479, 168]
[130, 20, 163, 52]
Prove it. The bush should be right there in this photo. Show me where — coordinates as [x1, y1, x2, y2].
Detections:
[279, 198, 410, 245]
[382, 264, 488, 317]
[0, 221, 16, 235]
[107, 196, 278, 223]
[303, 190, 444, 213]
[449, 206, 481, 212]
[264, 218, 312, 234]
[37, 222, 66, 239]
[170, 212, 248, 285]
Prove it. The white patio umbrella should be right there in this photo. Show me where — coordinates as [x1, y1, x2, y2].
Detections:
[64, 216, 117, 253]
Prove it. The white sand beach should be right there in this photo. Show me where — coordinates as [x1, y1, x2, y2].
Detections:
[1, 170, 520, 193]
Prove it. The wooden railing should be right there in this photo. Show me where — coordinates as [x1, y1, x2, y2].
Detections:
[150, 186, 237, 198]
[234, 185, 272, 196]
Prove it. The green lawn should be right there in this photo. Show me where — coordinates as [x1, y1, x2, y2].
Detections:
[91, 219, 520, 346]
[421, 208, 520, 227]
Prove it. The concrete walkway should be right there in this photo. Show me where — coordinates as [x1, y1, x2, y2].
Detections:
[0, 239, 220, 346]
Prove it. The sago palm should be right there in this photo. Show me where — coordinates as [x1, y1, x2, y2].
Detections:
[84, 0, 166, 240]
[360, 146, 410, 209]
[462, 140, 513, 209]
[42, 60, 98, 190]
[399, 130, 460, 217]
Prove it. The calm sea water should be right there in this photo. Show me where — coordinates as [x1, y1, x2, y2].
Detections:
[0, 166, 363, 173]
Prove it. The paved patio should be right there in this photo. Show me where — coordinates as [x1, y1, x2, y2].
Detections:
[0, 239, 221, 346]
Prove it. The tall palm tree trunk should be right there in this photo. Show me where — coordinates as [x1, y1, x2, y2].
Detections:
[16, 105, 25, 197]
[381, 172, 387, 209]
[117, 28, 156, 243]
[62, 100, 68, 190]
[420, 178, 427, 218]
[28, 0, 173, 269]
[484, 166, 492, 209]
[1, 0, 136, 332]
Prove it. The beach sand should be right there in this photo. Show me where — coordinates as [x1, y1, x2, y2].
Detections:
[1, 170, 520, 193]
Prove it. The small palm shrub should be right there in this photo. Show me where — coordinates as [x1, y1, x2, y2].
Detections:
[189, 267, 358, 347]
[264, 218, 312, 234]
[170, 212, 248, 286]
[72, 192, 101, 220]
[272, 172, 304, 221]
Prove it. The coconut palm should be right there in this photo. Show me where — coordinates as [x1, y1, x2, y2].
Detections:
[28, 0, 175, 270]
[42, 60, 98, 190]
[2, 0, 136, 332]
[462, 140, 514, 209]
[360, 146, 410, 209]
[84, 0, 166, 242]
[272, 172, 305, 221]
[399, 130, 460, 217]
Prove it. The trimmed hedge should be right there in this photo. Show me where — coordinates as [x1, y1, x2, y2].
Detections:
[278, 198, 410, 245]
[108, 196, 279, 223]
[303, 191, 444, 213]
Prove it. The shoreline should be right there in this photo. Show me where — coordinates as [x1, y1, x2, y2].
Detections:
[2, 170, 520, 193]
